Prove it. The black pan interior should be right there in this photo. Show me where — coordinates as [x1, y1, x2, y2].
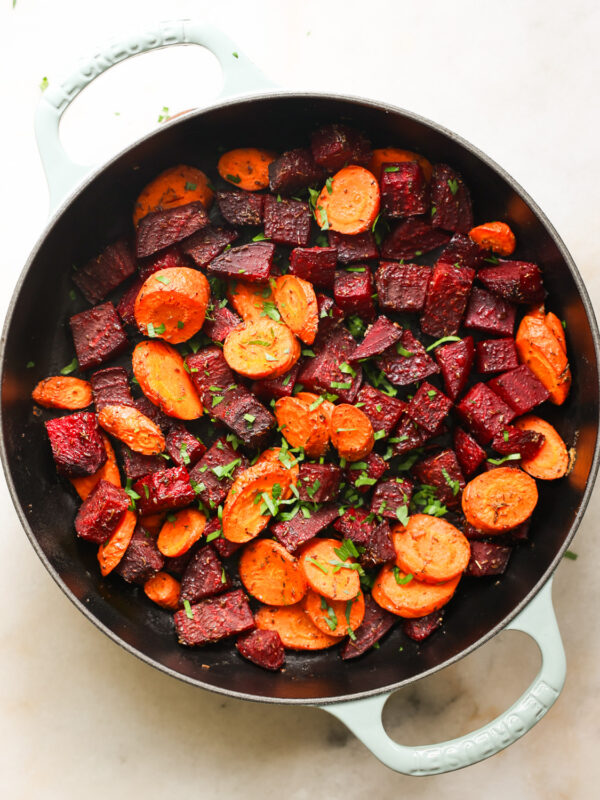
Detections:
[2, 94, 598, 703]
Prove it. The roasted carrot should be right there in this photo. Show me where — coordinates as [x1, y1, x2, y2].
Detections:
[392, 515, 471, 584]
[132, 340, 203, 420]
[274, 394, 330, 457]
[98, 404, 165, 455]
[70, 434, 120, 500]
[133, 164, 214, 226]
[238, 539, 307, 606]
[304, 589, 365, 638]
[515, 415, 569, 480]
[255, 447, 300, 481]
[299, 538, 361, 601]
[227, 280, 274, 322]
[369, 147, 433, 182]
[32, 376, 92, 410]
[254, 602, 340, 650]
[223, 318, 301, 379]
[139, 512, 166, 536]
[143, 572, 181, 610]
[545, 311, 567, 353]
[372, 564, 460, 618]
[516, 312, 571, 405]
[134, 267, 210, 344]
[97, 510, 137, 576]
[217, 147, 276, 191]
[157, 508, 206, 557]
[468, 221, 516, 256]
[461, 467, 538, 533]
[273, 274, 318, 345]
[315, 165, 380, 235]
[295, 391, 335, 427]
[329, 403, 374, 462]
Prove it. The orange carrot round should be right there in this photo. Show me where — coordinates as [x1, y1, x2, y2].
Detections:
[295, 392, 335, 427]
[32, 376, 92, 410]
[469, 221, 516, 256]
[157, 508, 206, 557]
[299, 538, 361, 601]
[98, 404, 165, 455]
[515, 415, 569, 480]
[544, 311, 567, 353]
[392, 515, 471, 584]
[239, 539, 307, 606]
[139, 513, 166, 536]
[369, 147, 433, 182]
[223, 318, 301, 379]
[304, 589, 365, 637]
[97, 510, 137, 576]
[254, 602, 340, 650]
[273, 274, 318, 345]
[132, 340, 203, 420]
[372, 565, 460, 618]
[255, 447, 300, 481]
[516, 312, 571, 405]
[329, 403, 374, 462]
[143, 572, 181, 610]
[227, 280, 274, 322]
[217, 147, 276, 191]
[315, 165, 380, 235]
[274, 395, 330, 457]
[134, 267, 210, 344]
[461, 467, 538, 533]
[133, 164, 214, 226]
[70, 434, 120, 500]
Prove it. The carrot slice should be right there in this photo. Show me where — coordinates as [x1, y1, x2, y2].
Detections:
[255, 447, 300, 481]
[32, 376, 92, 410]
[254, 602, 340, 650]
[392, 515, 471, 584]
[304, 589, 365, 638]
[134, 267, 210, 344]
[274, 395, 330, 457]
[273, 274, 318, 345]
[369, 147, 433, 182]
[299, 538, 361, 601]
[515, 415, 569, 480]
[133, 164, 214, 226]
[70, 434, 120, 500]
[315, 165, 380, 235]
[516, 313, 571, 405]
[139, 513, 166, 536]
[227, 280, 275, 323]
[468, 221, 516, 256]
[157, 508, 207, 557]
[461, 467, 538, 533]
[98, 404, 165, 455]
[143, 572, 181, 610]
[132, 340, 203, 420]
[372, 565, 460, 618]
[544, 311, 567, 353]
[238, 539, 307, 606]
[97, 510, 137, 576]
[223, 318, 301, 379]
[295, 392, 335, 426]
[329, 403, 374, 462]
[217, 147, 276, 191]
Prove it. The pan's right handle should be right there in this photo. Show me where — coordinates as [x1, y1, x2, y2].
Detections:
[34, 19, 277, 210]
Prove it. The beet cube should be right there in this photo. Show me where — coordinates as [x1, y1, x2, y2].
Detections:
[252, 362, 300, 401]
[271, 504, 340, 553]
[136, 201, 209, 258]
[133, 466, 196, 514]
[268, 147, 323, 195]
[487, 365, 550, 415]
[45, 411, 107, 478]
[380, 161, 428, 217]
[466, 541, 512, 577]
[74, 479, 129, 543]
[478, 261, 545, 305]
[375, 262, 431, 313]
[263, 196, 311, 246]
[217, 386, 276, 449]
[413, 449, 466, 507]
[236, 629, 285, 671]
[328, 230, 379, 264]
[138, 245, 189, 282]
[376, 330, 440, 387]
[188, 438, 248, 511]
[298, 322, 362, 403]
[115, 523, 165, 584]
[290, 246, 338, 288]
[475, 338, 519, 374]
[345, 453, 387, 494]
[370, 478, 414, 519]
[349, 315, 402, 362]
[163, 543, 200, 578]
[438, 233, 486, 270]
[403, 610, 444, 642]
[456, 383, 516, 444]
[298, 463, 342, 503]
[316, 292, 345, 322]
[355, 384, 406, 438]
[70, 302, 128, 371]
[216, 190, 264, 226]
[333, 507, 374, 547]
[181, 225, 239, 268]
[202, 303, 242, 342]
[90, 366, 134, 411]
[207, 241, 275, 282]
[134, 395, 172, 433]
[341, 594, 396, 659]
[463, 287, 516, 336]
[406, 383, 452, 434]
[203, 518, 242, 559]
[393, 413, 444, 455]
[165, 424, 206, 468]
[310, 124, 372, 171]
[73, 238, 136, 305]
[491, 425, 545, 460]
[120, 445, 165, 481]
[430, 164, 473, 233]
[360, 520, 396, 569]
[116, 278, 143, 327]
[420, 263, 475, 338]
[453, 428, 486, 476]
[381, 217, 451, 260]
[180, 543, 230, 604]
[174, 589, 254, 645]
[186, 347, 235, 402]
[434, 336, 475, 401]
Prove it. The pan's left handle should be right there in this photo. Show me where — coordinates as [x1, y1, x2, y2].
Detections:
[34, 19, 277, 210]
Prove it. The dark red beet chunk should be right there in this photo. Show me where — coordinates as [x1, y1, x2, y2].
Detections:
[138, 245, 189, 282]
[328, 230, 379, 264]
[181, 225, 238, 268]
[333, 507, 374, 547]
[180, 544, 231, 604]
[299, 322, 362, 403]
[356, 384, 406, 438]
[463, 520, 530, 545]
[380, 161, 428, 217]
[434, 336, 475, 401]
[188, 439, 248, 511]
[488, 365, 550, 414]
[115, 523, 165, 584]
[116, 278, 143, 327]
[406, 382, 453, 434]
[73, 238, 136, 305]
[453, 428, 486, 476]
[271, 504, 340, 553]
[289, 246, 338, 288]
[438, 233, 486, 270]
[370, 478, 414, 519]
[466, 541, 512, 577]
[375, 262, 431, 313]
[74, 479, 129, 543]
[345, 453, 387, 494]
[70, 302, 128, 371]
[202, 518, 242, 559]
[420, 263, 475, 338]
[298, 462, 342, 503]
[263, 196, 311, 246]
[252, 362, 300, 401]
[310, 124, 372, 171]
[136, 201, 209, 258]
[430, 164, 473, 233]
[165, 424, 206, 468]
[475, 338, 519, 374]
[90, 366, 134, 411]
[341, 594, 396, 659]
[456, 383, 516, 444]
[349, 316, 402, 361]
[134, 395, 172, 432]
[403, 610, 444, 642]
[163, 543, 199, 578]
[316, 292, 345, 322]
[45, 411, 106, 478]
[186, 347, 235, 402]
[120, 445, 165, 481]
[216, 190, 264, 226]
[376, 330, 440, 387]
[478, 261, 545, 305]
[202, 303, 242, 342]
[268, 147, 323, 195]
[491, 425, 545, 460]
[413, 449, 466, 508]
[133, 466, 196, 514]
[392, 413, 445, 455]
[174, 589, 254, 646]
[361, 520, 396, 569]
[207, 241, 275, 282]
[463, 286, 516, 336]
[236, 629, 285, 671]
[381, 217, 451, 260]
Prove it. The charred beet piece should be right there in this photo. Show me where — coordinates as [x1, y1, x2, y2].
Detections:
[310, 123, 372, 171]
[420, 263, 475, 338]
[316, 292, 345, 322]
[466, 541, 512, 577]
[375, 262, 431, 314]
[491, 425, 545, 460]
[413, 449, 466, 507]
[333, 507, 375, 547]
[345, 453, 387, 494]
[349, 316, 402, 362]
[45, 411, 106, 477]
[186, 347, 235, 402]
[268, 147, 323, 195]
[202, 303, 242, 342]
[406, 383, 453, 434]
[74, 479, 129, 543]
[70, 302, 128, 371]
[298, 462, 342, 503]
[115, 523, 165, 584]
[430, 164, 473, 233]
[134, 395, 172, 432]
[271, 504, 340, 553]
[456, 383, 516, 444]
[376, 329, 440, 387]
[478, 261, 545, 305]
[73, 238, 136, 305]
[90, 366, 134, 411]
[165, 424, 206, 468]
[188, 438, 248, 512]
[218, 386, 276, 449]
[207, 241, 275, 282]
[370, 478, 414, 519]
[216, 190, 264, 226]
[133, 466, 196, 515]
[381, 217, 451, 260]
[202, 518, 242, 559]
[236, 629, 285, 671]
[163, 543, 200, 578]
[328, 230, 379, 264]
[181, 225, 238, 268]
[475, 338, 519, 374]
[174, 589, 254, 646]
[299, 322, 362, 403]
[180, 544, 231, 605]
[361, 520, 396, 569]
[488, 365, 550, 415]
[392, 413, 445, 455]
[438, 233, 486, 270]
[263, 196, 311, 246]
[120, 445, 165, 482]
[434, 336, 475, 401]
[289, 246, 338, 288]
[252, 362, 300, 401]
[403, 610, 444, 642]
[341, 594, 396, 659]
[116, 278, 143, 327]
[463, 286, 516, 336]
[136, 201, 209, 258]
[453, 428, 486, 476]
[138, 245, 190, 282]
[380, 161, 428, 217]
[355, 384, 406, 438]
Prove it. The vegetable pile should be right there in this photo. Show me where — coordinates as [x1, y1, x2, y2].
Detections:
[32, 123, 573, 670]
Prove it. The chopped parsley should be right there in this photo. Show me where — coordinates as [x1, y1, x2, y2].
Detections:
[396, 343, 414, 358]
[441, 467, 460, 496]
[183, 599, 194, 619]
[184, 181, 197, 191]
[157, 106, 170, 123]
[487, 453, 521, 465]
[211, 458, 241, 479]
[147, 322, 166, 337]
[226, 173, 241, 184]
[393, 567, 413, 585]
[564, 550, 578, 560]
[396, 504, 409, 526]
[60, 357, 78, 375]
[425, 335, 461, 352]
[384, 165, 400, 173]
[325, 176, 334, 194]
[447, 177, 459, 195]
[155, 275, 170, 285]
[252, 232, 270, 242]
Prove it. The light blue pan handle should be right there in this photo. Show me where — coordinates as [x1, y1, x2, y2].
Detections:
[34, 19, 276, 210]
[320, 578, 565, 775]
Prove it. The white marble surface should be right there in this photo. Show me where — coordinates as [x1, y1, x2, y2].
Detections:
[1, 1, 599, 796]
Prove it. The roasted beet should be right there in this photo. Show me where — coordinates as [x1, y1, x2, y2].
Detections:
[380, 161, 428, 217]
[299, 322, 362, 403]
[74, 479, 129, 543]
[488, 365, 550, 414]
[271, 504, 340, 553]
[406, 382, 453, 434]
[70, 302, 128, 371]
[165, 424, 206, 468]
[116, 278, 143, 327]
[174, 589, 254, 646]
[90, 366, 134, 411]
[316, 292, 345, 322]
[345, 452, 387, 494]
[413, 449, 466, 507]
[45, 411, 107, 477]
[430, 164, 473, 233]
[115, 523, 165, 584]
[200, 518, 242, 559]
[491, 425, 545, 460]
[268, 147, 323, 195]
[349, 316, 402, 361]
[133, 466, 196, 514]
[136, 201, 209, 258]
[328, 230, 379, 264]
[478, 261, 545, 305]
[466, 541, 512, 577]
[216, 190, 264, 226]
[381, 216, 451, 260]
[137, 245, 189, 282]
[218, 386, 276, 449]
[310, 123, 372, 171]
[475, 338, 519, 374]
[289, 246, 338, 288]
[134, 395, 172, 432]
[202, 303, 242, 342]
[207, 242, 275, 282]
[120, 445, 165, 481]
[403, 610, 444, 642]
[236, 629, 285, 670]
[420, 263, 475, 338]
[456, 383, 516, 444]
[463, 286, 516, 336]
[333, 507, 374, 547]
[252, 362, 300, 401]
[438, 233, 486, 270]
[181, 225, 238, 268]
[453, 427, 486, 476]
[188, 438, 248, 511]
[392, 413, 444, 455]
[263, 196, 311, 246]
[355, 384, 406, 438]
[297, 462, 342, 503]
[180, 544, 231, 604]
[186, 347, 235, 402]
[375, 262, 431, 313]
[341, 594, 396, 659]
[361, 520, 396, 569]
[434, 336, 475, 401]
[73, 238, 136, 305]
[370, 478, 414, 519]
[376, 329, 440, 387]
